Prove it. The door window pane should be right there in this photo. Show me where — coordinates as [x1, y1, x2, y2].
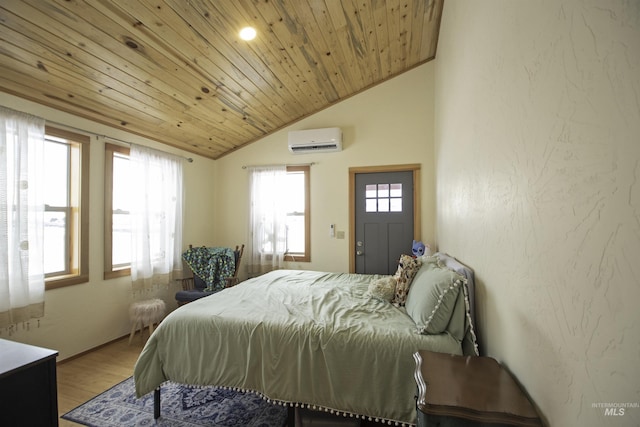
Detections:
[390, 198, 402, 212]
[378, 198, 390, 212]
[377, 184, 389, 198]
[390, 183, 402, 197]
[364, 182, 402, 213]
[365, 184, 377, 198]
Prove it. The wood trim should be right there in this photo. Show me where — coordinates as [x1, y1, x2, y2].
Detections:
[56, 333, 131, 365]
[413, 168, 422, 241]
[104, 145, 115, 276]
[348, 164, 422, 273]
[44, 125, 90, 144]
[284, 165, 311, 262]
[349, 164, 421, 174]
[44, 126, 90, 290]
[45, 274, 89, 290]
[79, 134, 90, 281]
[104, 268, 131, 280]
[3, 2, 443, 160]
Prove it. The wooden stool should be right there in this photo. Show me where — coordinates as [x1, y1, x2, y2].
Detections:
[128, 299, 166, 345]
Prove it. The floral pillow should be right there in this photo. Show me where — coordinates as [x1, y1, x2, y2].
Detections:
[391, 254, 421, 307]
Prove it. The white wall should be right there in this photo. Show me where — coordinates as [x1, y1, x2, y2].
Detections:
[0, 93, 217, 360]
[435, 1, 640, 426]
[214, 63, 436, 275]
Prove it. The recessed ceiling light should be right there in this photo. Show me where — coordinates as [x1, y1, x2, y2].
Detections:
[239, 27, 257, 41]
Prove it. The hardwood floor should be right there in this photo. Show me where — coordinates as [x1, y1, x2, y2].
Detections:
[57, 335, 145, 426]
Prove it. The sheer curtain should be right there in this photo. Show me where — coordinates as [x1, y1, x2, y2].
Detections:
[129, 144, 183, 293]
[0, 107, 45, 329]
[247, 165, 287, 276]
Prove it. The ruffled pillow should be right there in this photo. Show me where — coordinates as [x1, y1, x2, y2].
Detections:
[405, 257, 465, 334]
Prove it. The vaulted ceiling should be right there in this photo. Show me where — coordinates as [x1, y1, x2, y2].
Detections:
[0, 0, 443, 159]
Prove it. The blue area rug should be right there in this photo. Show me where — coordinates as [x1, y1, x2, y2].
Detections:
[62, 377, 288, 426]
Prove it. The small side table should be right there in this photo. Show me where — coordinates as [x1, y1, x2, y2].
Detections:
[413, 350, 542, 426]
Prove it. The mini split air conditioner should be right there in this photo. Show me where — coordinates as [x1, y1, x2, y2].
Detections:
[288, 127, 342, 154]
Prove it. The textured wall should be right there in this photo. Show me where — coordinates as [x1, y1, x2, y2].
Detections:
[435, 1, 639, 426]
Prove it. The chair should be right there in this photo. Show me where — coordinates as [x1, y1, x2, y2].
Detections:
[175, 244, 244, 306]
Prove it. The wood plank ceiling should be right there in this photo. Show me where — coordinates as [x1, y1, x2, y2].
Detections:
[0, 0, 443, 159]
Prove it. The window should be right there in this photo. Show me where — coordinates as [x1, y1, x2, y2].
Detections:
[365, 182, 403, 212]
[284, 166, 310, 262]
[104, 143, 131, 278]
[43, 126, 89, 289]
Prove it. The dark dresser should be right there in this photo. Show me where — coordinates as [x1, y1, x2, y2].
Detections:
[0, 338, 59, 426]
[413, 350, 542, 426]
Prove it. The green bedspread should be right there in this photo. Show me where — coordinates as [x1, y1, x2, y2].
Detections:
[134, 269, 466, 426]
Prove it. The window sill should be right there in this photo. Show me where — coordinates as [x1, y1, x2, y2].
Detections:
[104, 268, 131, 280]
[45, 274, 89, 290]
[285, 253, 310, 262]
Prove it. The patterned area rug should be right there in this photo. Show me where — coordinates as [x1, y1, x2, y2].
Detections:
[62, 377, 288, 426]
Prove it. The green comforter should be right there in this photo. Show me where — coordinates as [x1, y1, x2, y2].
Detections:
[134, 270, 466, 425]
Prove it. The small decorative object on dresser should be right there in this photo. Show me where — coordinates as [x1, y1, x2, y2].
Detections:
[413, 350, 542, 427]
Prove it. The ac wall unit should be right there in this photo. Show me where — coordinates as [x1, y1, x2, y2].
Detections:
[288, 127, 342, 154]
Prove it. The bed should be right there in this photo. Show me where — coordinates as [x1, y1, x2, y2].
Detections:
[133, 253, 479, 426]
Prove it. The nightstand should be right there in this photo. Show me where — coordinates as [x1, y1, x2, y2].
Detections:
[413, 350, 542, 426]
[0, 339, 59, 426]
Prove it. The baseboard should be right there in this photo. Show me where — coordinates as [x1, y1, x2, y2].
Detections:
[56, 333, 131, 365]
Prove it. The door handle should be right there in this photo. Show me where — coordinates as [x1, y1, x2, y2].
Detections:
[356, 250, 364, 256]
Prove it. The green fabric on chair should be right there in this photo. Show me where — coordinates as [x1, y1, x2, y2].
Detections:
[175, 245, 244, 305]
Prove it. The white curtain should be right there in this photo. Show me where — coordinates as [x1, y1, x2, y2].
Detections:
[129, 144, 183, 293]
[0, 107, 45, 329]
[247, 166, 287, 276]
